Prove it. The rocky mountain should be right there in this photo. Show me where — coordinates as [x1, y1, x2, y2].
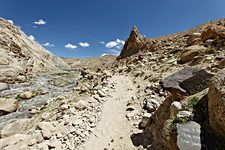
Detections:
[0, 18, 69, 83]
[0, 17, 225, 150]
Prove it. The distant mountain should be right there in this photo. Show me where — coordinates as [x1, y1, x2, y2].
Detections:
[63, 55, 116, 69]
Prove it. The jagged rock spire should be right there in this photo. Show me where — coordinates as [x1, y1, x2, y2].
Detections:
[118, 26, 145, 59]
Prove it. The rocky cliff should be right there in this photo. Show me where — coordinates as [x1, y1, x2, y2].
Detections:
[0, 18, 69, 83]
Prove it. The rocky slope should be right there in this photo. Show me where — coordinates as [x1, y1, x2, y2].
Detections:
[0, 18, 69, 83]
[0, 17, 225, 150]
[113, 18, 225, 149]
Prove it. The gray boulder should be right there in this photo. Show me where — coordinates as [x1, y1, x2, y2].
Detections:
[160, 67, 213, 96]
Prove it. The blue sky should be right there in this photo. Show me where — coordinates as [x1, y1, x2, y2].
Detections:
[0, 0, 225, 58]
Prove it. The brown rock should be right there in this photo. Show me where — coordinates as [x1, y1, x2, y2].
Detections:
[217, 59, 225, 69]
[142, 95, 179, 150]
[208, 69, 225, 139]
[187, 33, 201, 46]
[0, 98, 18, 115]
[179, 45, 206, 63]
[160, 67, 213, 96]
[118, 26, 146, 59]
[201, 25, 225, 42]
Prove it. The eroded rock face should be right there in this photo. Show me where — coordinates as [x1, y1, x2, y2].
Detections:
[208, 69, 225, 139]
[0, 17, 69, 83]
[160, 67, 213, 96]
[118, 26, 146, 59]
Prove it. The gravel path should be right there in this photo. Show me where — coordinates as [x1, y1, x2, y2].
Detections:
[82, 75, 137, 150]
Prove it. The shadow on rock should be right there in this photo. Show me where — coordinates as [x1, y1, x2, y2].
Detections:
[131, 131, 152, 149]
[193, 95, 225, 150]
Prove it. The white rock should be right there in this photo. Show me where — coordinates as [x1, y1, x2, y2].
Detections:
[37, 122, 55, 139]
[41, 112, 50, 120]
[176, 111, 192, 119]
[68, 107, 76, 115]
[20, 91, 33, 99]
[170, 101, 182, 118]
[143, 113, 152, 118]
[60, 104, 69, 110]
[0, 98, 18, 114]
[97, 90, 106, 97]
[41, 130, 52, 139]
[75, 100, 87, 110]
[0, 83, 8, 91]
[31, 130, 44, 144]
[144, 99, 160, 112]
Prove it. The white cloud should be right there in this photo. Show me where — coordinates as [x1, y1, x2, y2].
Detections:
[101, 49, 121, 57]
[7, 20, 14, 24]
[28, 35, 35, 41]
[100, 41, 105, 45]
[34, 19, 47, 25]
[101, 53, 108, 57]
[105, 39, 125, 49]
[79, 42, 90, 47]
[43, 42, 54, 47]
[65, 43, 77, 49]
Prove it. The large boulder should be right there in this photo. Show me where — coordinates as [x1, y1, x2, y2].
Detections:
[118, 26, 146, 59]
[187, 32, 202, 46]
[0, 98, 18, 115]
[160, 67, 213, 96]
[208, 69, 225, 139]
[179, 45, 206, 63]
[201, 25, 225, 42]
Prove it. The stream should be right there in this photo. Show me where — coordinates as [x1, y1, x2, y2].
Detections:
[0, 71, 79, 129]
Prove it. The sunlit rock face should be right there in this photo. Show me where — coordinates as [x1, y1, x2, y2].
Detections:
[0, 17, 69, 83]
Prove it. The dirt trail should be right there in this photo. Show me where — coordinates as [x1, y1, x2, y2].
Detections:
[82, 75, 138, 150]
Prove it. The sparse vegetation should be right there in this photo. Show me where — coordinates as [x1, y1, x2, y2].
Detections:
[188, 96, 199, 107]
[205, 47, 216, 54]
[32, 88, 44, 96]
